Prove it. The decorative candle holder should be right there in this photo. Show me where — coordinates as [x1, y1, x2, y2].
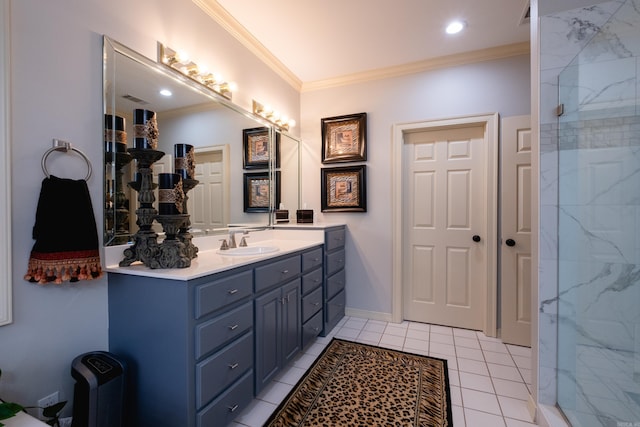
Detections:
[119, 148, 165, 267]
[152, 214, 191, 269]
[133, 109, 159, 150]
[105, 151, 133, 244]
[178, 178, 200, 259]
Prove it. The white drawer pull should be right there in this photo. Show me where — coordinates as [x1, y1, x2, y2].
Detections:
[228, 362, 239, 370]
[228, 404, 239, 412]
[228, 289, 239, 295]
[228, 324, 239, 330]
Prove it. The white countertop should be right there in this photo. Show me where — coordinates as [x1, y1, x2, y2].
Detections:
[1, 412, 49, 427]
[104, 228, 329, 281]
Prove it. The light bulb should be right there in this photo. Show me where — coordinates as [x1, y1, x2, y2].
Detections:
[446, 20, 465, 34]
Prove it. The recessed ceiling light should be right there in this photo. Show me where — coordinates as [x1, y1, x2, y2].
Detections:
[159, 89, 172, 97]
[446, 20, 465, 35]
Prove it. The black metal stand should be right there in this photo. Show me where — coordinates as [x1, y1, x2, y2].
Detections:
[178, 178, 200, 259]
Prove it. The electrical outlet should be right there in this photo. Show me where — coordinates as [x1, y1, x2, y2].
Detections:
[37, 391, 59, 420]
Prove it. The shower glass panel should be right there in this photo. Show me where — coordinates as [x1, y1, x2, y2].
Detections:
[557, 1, 640, 425]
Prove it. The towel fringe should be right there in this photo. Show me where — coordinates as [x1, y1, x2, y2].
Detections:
[24, 250, 102, 285]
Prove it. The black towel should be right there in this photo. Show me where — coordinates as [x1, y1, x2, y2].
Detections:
[24, 176, 102, 284]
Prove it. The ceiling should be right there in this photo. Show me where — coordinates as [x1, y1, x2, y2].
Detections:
[208, 0, 531, 87]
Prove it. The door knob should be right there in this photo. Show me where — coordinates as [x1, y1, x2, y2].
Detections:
[506, 238, 516, 247]
[472, 235, 481, 242]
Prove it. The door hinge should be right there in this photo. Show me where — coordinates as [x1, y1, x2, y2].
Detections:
[556, 103, 564, 116]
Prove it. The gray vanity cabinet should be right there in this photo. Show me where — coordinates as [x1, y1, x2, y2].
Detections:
[323, 226, 346, 335]
[108, 268, 255, 427]
[301, 247, 324, 348]
[254, 254, 302, 395]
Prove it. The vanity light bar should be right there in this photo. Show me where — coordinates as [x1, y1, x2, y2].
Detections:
[158, 43, 236, 100]
[252, 100, 296, 131]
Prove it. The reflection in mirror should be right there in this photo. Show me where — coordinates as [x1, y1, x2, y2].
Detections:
[276, 131, 301, 223]
[103, 37, 296, 246]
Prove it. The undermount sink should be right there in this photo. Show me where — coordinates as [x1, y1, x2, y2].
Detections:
[217, 246, 280, 256]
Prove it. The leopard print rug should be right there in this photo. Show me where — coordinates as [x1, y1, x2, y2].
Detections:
[264, 338, 453, 426]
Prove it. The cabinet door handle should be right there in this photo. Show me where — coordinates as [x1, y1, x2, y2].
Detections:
[313, 327, 320, 332]
[228, 324, 239, 330]
[280, 297, 286, 305]
[228, 289, 238, 295]
[228, 404, 239, 413]
[313, 302, 320, 307]
[281, 269, 289, 274]
[228, 362, 239, 370]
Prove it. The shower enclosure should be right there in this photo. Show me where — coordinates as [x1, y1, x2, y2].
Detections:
[556, 0, 640, 425]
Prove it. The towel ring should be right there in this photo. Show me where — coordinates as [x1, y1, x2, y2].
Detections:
[41, 140, 92, 181]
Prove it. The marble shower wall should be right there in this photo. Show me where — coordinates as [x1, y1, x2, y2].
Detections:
[539, 0, 640, 407]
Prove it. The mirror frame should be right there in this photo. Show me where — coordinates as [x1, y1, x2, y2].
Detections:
[103, 36, 290, 246]
[0, 0, 11, 326]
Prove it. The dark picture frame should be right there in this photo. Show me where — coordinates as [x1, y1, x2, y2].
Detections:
[244, 171, 281, 212]
[321, 165, 366, 212]
[321, 112, 367, 163]
[243, 127, 280, 169]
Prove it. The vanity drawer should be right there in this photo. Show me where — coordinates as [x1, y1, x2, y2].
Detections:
[302, 310, 323, 348]
[255, 255, 301, 293]
[302, 286, 323, 322]
[195, 332, 253, 409]
[197, 369, 253, 427]
[301, 268, 323, 295]
[326, 269, 345, 300]
[195, 301, 253, 359]
[325, 228, 345, 251]
[325, 249, 345, 277]
[195, 270, 253, 319]
[326, 290, 346, 331]
[302, 247, 323, 272]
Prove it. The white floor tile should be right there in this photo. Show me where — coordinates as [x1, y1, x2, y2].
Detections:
[512, 355, 532, 370]
[459, 371, 495, 393]
[408, 322, 430, 332]
[484, 350, 516, 366]
[358, 330, 382, 343]
[404, 337, 429, 352]
[458, 358, 490, 376]
[456, 346, 485, 361]
[430, 333, 455, 345]
[430, 341, 456, 356]
[492, 378, 531, 400]
[461, 388, 502, 415]
[234, 399, 277, 427]
[335, 327, 360, 339]
[362, 322, 386, 333]
[343, 317, 367, 330]
[431, 325, 454, 335]
[506, 344, 532, 358]
[488, 363, 524, 382]
[498, 395, 534, 422]
[464, 407, 506, 426]
[384, 324, 408, 336]
[257, 380, 293, 405]
[505, 418, 538, 427]
[379, 333, 405, 347]
[455, 336, 482, 349]
[450, 385, 463, 406]
[452, 404, 466, 426]
[453, 328, 478, 338]
[480, 340, 509, 353]
[406, 328, 430, 341]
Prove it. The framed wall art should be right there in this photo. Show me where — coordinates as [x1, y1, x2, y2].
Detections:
[321, 165, 366, 212]
[244, 171, 281, 212]
[321, 112, 367, 163]
[243, 127, 280, 169]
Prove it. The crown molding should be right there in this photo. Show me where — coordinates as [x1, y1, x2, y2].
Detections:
[192, 0, 303, 91]
[192, 0, 530, 94]
[301, 42, 530, 92]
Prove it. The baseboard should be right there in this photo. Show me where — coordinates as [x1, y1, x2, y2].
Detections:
[345, 307, 394, 323]
[527, 394, 536, 423]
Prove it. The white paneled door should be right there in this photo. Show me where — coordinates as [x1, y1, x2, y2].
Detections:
[402, 125, 487, 330]
[500, 115, 532, 347]
[190, 149, 227, 233]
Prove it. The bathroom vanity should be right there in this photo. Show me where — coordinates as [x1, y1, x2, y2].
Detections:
[106, 226, 345, 427]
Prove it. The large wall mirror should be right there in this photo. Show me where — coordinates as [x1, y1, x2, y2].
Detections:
[103, 36, 300, 246]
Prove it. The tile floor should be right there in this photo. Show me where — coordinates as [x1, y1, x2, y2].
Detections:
[231, 316, 537, 427]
